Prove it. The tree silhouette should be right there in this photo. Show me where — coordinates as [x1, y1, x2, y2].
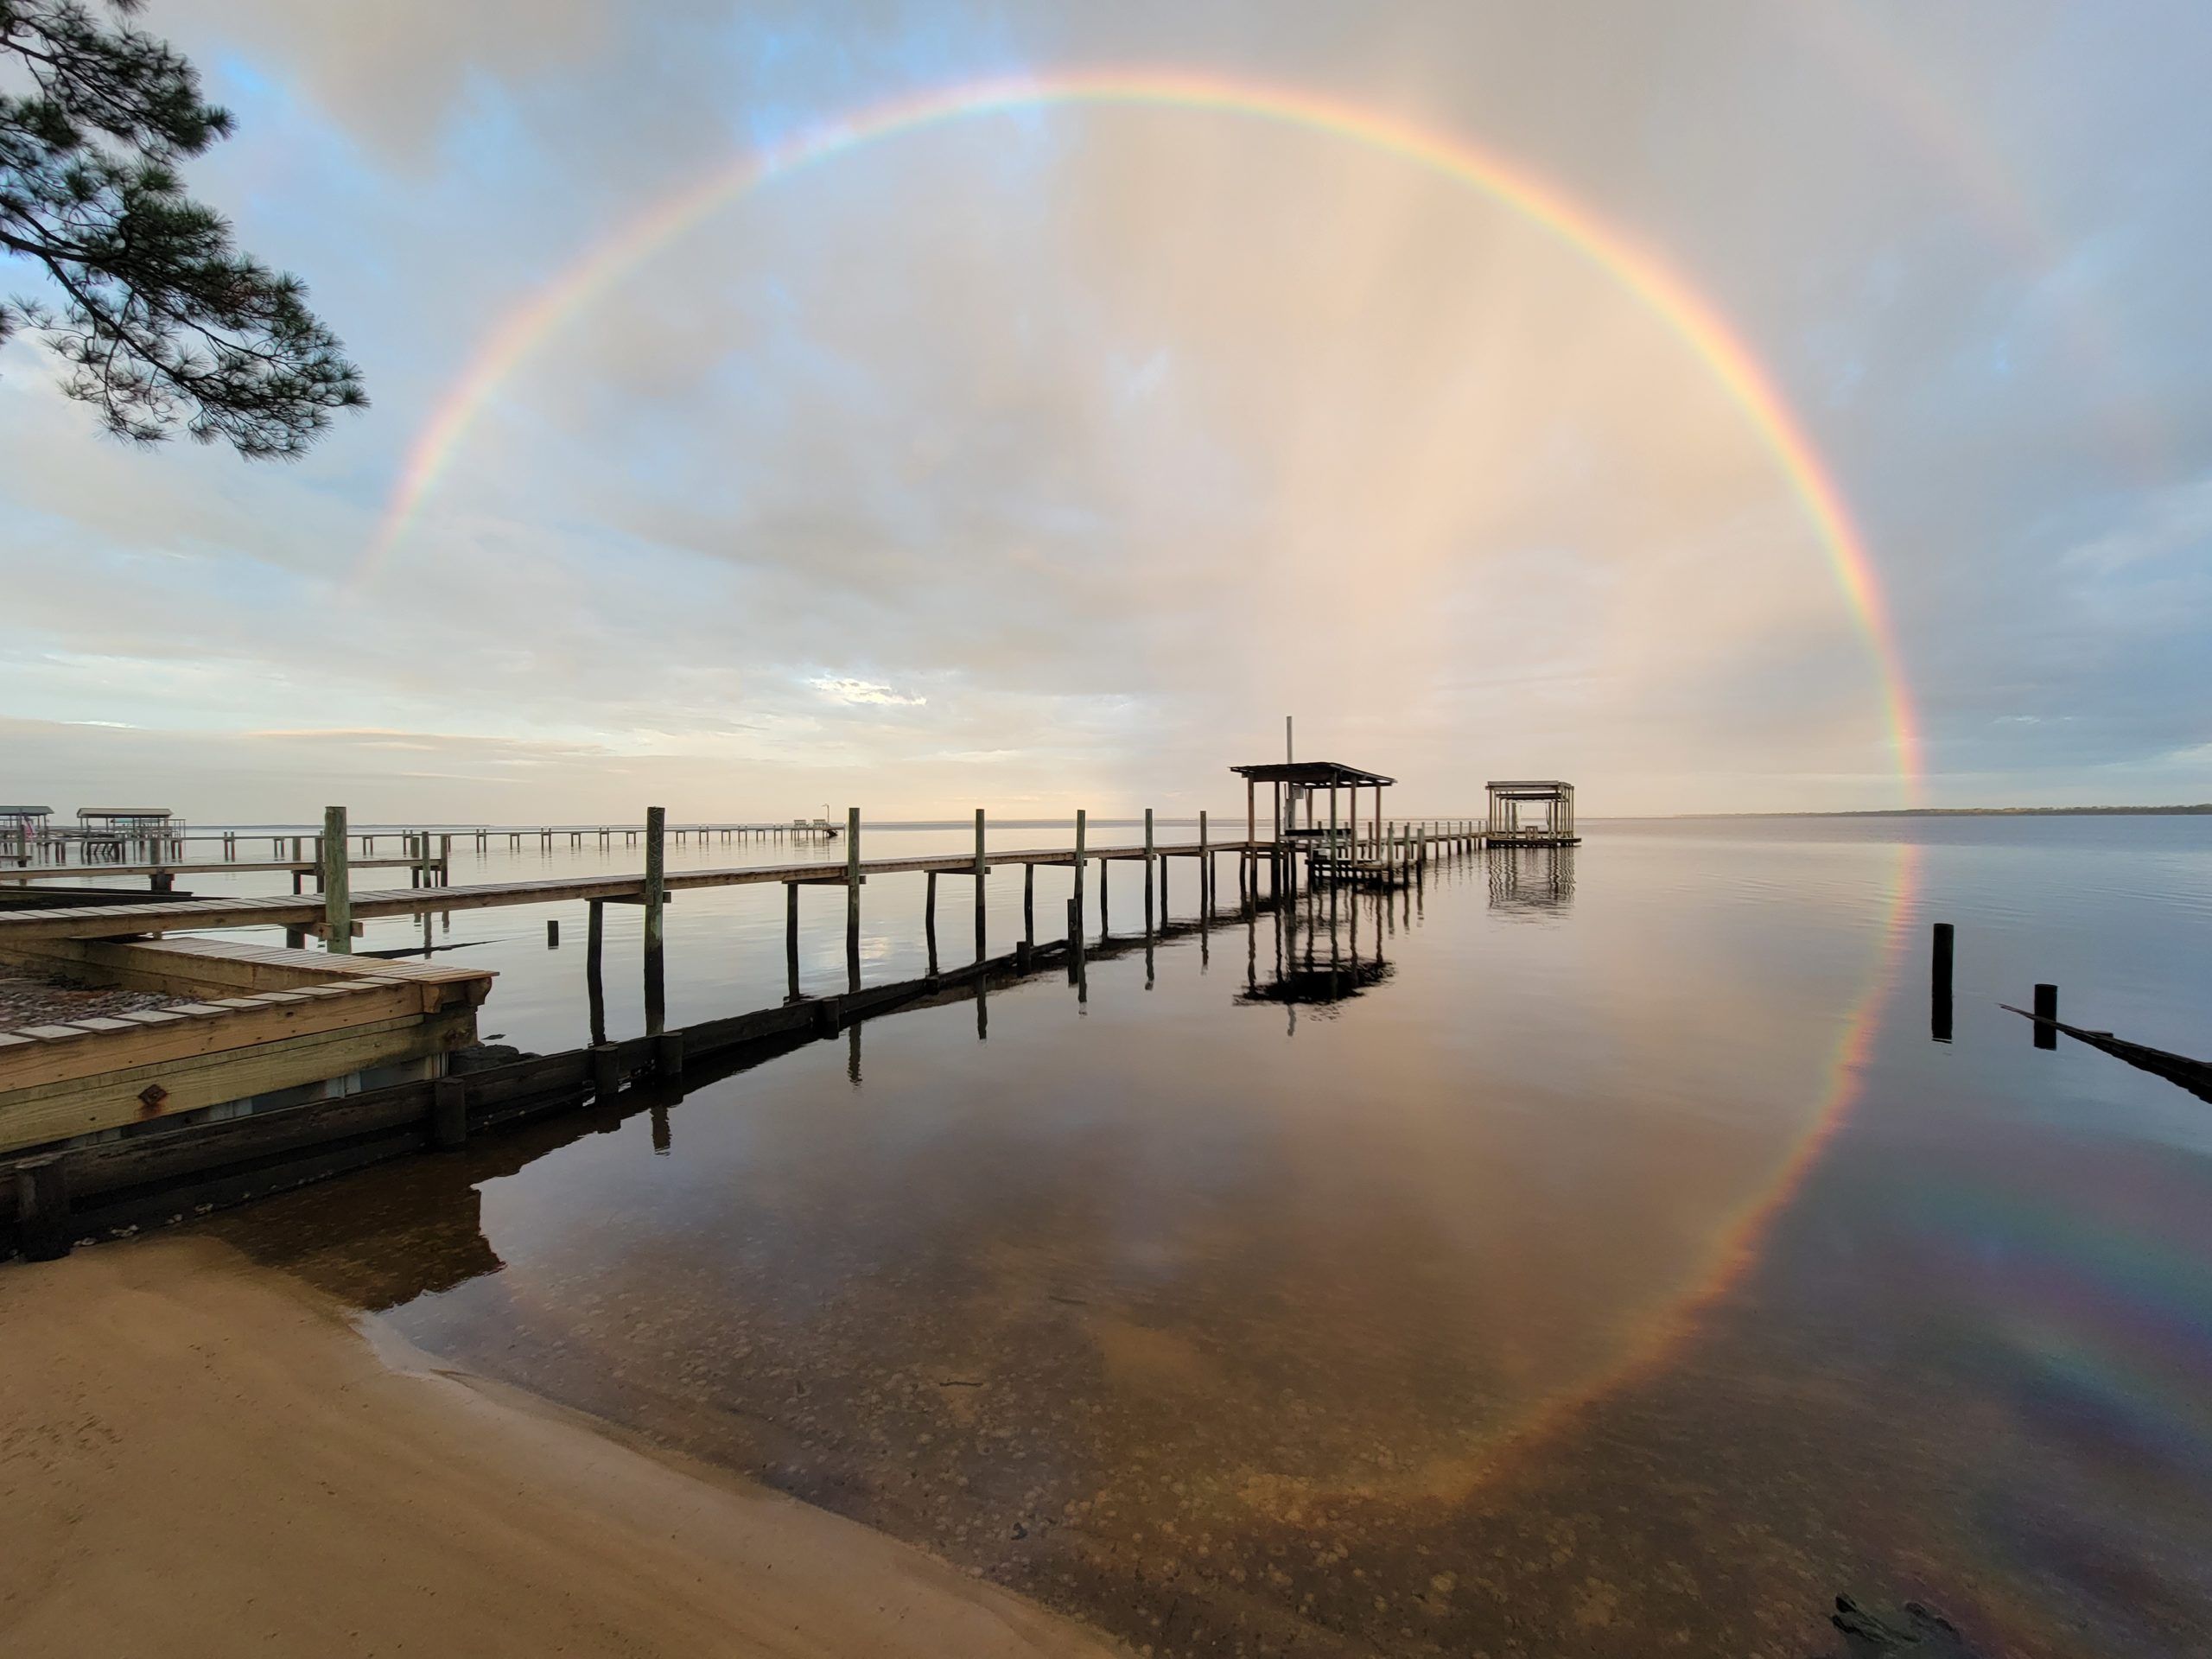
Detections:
[0, 0, 363, 457]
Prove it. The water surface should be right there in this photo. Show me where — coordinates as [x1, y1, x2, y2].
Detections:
[205, 817, 2212, 1656]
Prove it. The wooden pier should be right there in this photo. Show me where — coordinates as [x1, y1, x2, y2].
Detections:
[3, 819, 838, 868]
[0, 772, 1576, 1255]
[0, 829, 1475, 1259]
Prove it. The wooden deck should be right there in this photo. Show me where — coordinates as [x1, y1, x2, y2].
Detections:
[0, 937, 492, 1154]
[0, 842, 1269, 943]
[0, 856, 441, 885]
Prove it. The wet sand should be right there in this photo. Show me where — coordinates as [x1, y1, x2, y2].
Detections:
[0, 1234, 1124, 1659]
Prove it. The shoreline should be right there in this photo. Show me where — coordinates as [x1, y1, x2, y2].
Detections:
[0, 1233, 1123, 1659]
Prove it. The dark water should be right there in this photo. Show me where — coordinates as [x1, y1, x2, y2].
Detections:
[206, 817, 2212, 1657]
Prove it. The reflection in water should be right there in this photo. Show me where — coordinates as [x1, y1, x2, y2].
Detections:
[1486, 843, 1575, 915]
[206, 822, 2212, 1659]
[1237, 891, 1396, 1011]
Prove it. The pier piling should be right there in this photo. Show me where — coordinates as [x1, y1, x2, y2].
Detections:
[321, 806, 353, 954]
[846, 807, 861, 994]
[1931, 922, 1955, 1043]
[644, 806, 667, 1036]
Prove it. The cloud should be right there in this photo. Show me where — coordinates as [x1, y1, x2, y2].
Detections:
[809, 677, 930, 708]
[3, 2, 2209, 814]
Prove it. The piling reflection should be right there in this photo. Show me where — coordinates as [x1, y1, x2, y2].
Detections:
[1238, 891, 1396, 1011]
[1486, 843, 1576, 915]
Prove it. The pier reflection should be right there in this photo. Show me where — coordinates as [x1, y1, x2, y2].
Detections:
[1238, 892, 1398, 1012]
[1486, 843, 1576, 916]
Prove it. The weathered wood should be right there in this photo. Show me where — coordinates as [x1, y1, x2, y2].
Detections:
[2, 1008, 474, 1151]
[0, 839, 1274, 944]
[0, 981, 417, 1093]
[2000, 1003, 2212, 1105]
[846, 806, 862, 995]
[590, 1042, 621, 1103]
[14, 1153, 69, 1259]
[644, 806, 667, 1038]
[431, 1076, 467, 1148]
[784, 881, 800, 997]
[642, 805, 667, 953]
[321, 804, 353, 952]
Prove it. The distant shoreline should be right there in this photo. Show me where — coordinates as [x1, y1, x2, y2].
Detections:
[1664, 804, 2212, 820]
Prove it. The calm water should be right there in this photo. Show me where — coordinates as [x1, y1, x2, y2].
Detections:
[194, 817, 2212, 1656]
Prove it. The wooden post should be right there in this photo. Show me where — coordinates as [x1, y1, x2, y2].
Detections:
[1931, 922, 1955, 1043]
[1144, 807, 1154, 931]
[1023, 861, 1035, 943]
[846, 806, 861, 994]
[925, 869, 939, 975]
[591, 1043, 621, 1103]
[655, 1030, 686, 1083]
[15, 1154, 72, 1261]
[321, 805, 352, 954]
[587, 899, 607, 1046]
[1073, 808, 1086, 921]
[974, 807, 987, 962]
[785, 882, 799, 999]
[644, 805, 667, 1036]
[1199, 809, 1209, 912]
[546, 918, 559, 948]
[2033, 982, 2058, 1050]
[644, 807, 667, 949]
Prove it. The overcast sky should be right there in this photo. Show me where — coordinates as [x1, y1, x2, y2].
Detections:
[3, 0, 2208, 821]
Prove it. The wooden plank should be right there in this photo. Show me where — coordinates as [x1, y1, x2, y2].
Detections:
[62, 1082, 437, 1199]
[0, 981, 413, 1092]
[0, 935, 493, 1004]
[0, 1008, 474, 1152]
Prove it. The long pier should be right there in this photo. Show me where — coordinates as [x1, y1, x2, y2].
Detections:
[0, 825, 1489, 1256]
[0, 855, 442, 890]
[0, 823, 1491, 946]
[3, 820, 840, 869]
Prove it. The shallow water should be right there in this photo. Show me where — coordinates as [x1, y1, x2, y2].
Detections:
[201, 817, 2212, 1656]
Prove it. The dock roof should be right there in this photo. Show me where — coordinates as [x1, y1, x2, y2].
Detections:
[1230, 761, 1396, 788]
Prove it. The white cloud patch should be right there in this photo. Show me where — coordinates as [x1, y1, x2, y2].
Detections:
[809, 677, 929, 708]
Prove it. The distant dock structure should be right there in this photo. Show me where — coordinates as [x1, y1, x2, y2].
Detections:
[1485, 780, 1579, 845]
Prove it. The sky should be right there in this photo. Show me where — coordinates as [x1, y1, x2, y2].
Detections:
[3, 0, 2209, 823]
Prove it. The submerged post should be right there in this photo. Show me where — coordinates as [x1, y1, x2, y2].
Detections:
[1931, 922, 1955, 1043]
[1073, 807, 1086, 925]
[2033, 982, 2058, 1051]
[321, 805, 352, 955]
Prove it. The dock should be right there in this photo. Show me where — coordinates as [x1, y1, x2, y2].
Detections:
[0, 777, 1576, 1256]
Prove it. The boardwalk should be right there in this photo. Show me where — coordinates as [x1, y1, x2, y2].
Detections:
[0, 841, 1265, 943]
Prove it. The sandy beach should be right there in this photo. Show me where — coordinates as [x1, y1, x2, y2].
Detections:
[0, 1233, 1123, 1659]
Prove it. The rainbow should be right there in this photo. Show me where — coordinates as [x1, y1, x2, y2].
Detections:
[359, 68, 1923, 796]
